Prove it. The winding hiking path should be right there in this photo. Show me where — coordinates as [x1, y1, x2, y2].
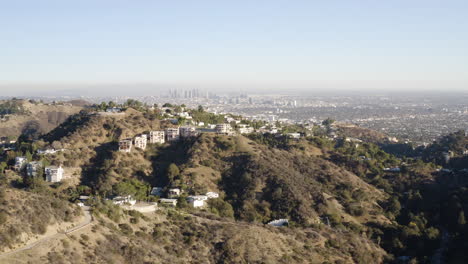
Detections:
[0, 206, 93, 260]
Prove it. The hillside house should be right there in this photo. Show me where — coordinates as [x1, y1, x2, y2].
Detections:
[106, 107, 122, 113]
[45, 165, 64, 182]
[238, 124, 254, 134]
[112, 195, 136, 206]
[26, 161, 42, 177]
[14, 156, 27, 171]
[165, 128, 180, 142]
[286, 132, 301, 139]
[206, 192, 219, 199]
[159, 198, 177, 207]
[187, 195, 208, 208]
[149, 131, 165, 144]
[119, 139, 133, 152]
[179, 126, 198, 138]
[215, 123, 233, 135]
[168, 188, 181, 198]
[134, 135, 147, 150]
[37, 148, 58, 155]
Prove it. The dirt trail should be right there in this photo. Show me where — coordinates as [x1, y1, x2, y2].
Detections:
[0, 207, 92, 260]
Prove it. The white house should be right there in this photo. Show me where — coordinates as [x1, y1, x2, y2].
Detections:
[238, 124, 254, 134]
[119, 139, 133, 152]
[134, 135, 147, 150]
[187, 195, 208, 208]
[14, 156, 27, 171]
[206, 192, 219, 199]
[149, 131, 165, 144]
[159, 198, 178, 207]
[37, 148, 58, 155]
[45, 165, 64, 182]
[215, 124, 233, 135]
[286, 133, 301, 139]
[112, 195, 136, 206]
[168, 188, 181, 198]
[26, 161, 42, 177]
[179, 126, 198, 138]
[106, 107, 122, 113]
[165, 128, 180, 142]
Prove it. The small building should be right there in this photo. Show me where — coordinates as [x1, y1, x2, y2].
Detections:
[215, 124, 233, 135]
[150, 187, 164, 196]
[106, 107, 122, 113]
[384, 167, 401, 173]
[159, 198, 178, 207]
[206, 192, 219, 199]
[286, 133, 301, 139]
[37, 148, 58, 155]
[134, 135, 147, 150]
[168, 188, 181, 198]
[14, 156, 27, 171]
[187, 195, 208, 208]
[238, 124, 254, 134]
[26, 161, 42, 177]
[45, 165, 64, 182]
[119, 139, 133, 152]
[112, 195, 136, 206]
[179, 126, 198, 138]
[149, 131, 165, 144]
[165, 128, 180, 142]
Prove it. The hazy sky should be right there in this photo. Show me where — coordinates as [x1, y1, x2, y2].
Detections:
[1, 0, 468, 94]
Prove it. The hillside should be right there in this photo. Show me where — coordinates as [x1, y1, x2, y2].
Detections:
[1, 103, 467, 263]
[0, 100, 83, 139]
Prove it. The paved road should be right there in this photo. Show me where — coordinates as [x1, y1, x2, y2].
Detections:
[0, 206, 93, 259]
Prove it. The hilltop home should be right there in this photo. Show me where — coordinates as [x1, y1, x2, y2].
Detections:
[168, 188, 181, 198]
[119, 139, 133, 152]
[45, 165, 64, 182]
[14, 156, 27, 171]
[37, 148, 58, 155]
[112, 195, 136, 206]
[238, 124, 254, 134]
[286, 132, 301, 139]
[26, 161, 42, 177]
[179, 126, 198, 138]
[187, 195, 208, 208]
[149, 131, 165, 144]
[215, 123, 233, 135]
[134, 135, 147, 150]
[106, 107, 122, 113]
[159, 198, 177, 207]
[206, 192, 219, 199]
[165, 128, 180, 142]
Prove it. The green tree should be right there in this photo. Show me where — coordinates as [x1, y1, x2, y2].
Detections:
[166, 163, 180, 185]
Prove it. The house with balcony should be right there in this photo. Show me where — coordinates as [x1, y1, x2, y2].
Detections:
[45, 165, 64, 182]
[119, 139, 133, 152]
[179, 126, 198, 138]
[134, 135, 147, 150]
[14, 156, 27, 171]
[149, 131, 165, 144]
[165, 128, 180, 142]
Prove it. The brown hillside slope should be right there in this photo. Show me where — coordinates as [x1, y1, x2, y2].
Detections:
[0, 101, 83, 138]
[179, 134, 388, 227]
[0, 207, 386, 264]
